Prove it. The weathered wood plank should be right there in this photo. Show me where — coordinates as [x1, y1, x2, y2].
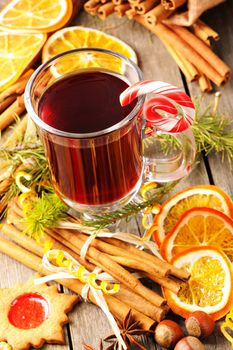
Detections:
[187, 1, 233, 197]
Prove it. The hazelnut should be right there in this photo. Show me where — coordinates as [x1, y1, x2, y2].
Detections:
[174, 336, 205, 350]
[155, 320, 184, 348]
[185, 311, 215, 338]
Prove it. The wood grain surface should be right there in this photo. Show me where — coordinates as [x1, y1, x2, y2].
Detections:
[0, 0, 232, 349]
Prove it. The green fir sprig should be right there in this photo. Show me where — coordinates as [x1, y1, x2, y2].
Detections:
[193, 95, 233, 163]
[82, 181, 178, 229]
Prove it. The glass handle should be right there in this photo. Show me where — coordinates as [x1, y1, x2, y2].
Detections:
[120, 79, 197, 182]
[143, 128, 196, 182]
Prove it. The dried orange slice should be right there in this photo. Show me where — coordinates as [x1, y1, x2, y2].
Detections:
[0, 0, 73, 33]
[0, 32, 47, 92]
[152, 185, 233, 245]
[163, 247, 233, 320]
[161, 207, 233, 262]
[42, 26, 137, 64]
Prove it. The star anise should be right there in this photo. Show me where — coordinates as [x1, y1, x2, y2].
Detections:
[104, 310, 151, 350]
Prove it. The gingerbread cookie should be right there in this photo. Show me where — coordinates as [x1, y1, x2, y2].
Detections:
[0, 274, 79, 350]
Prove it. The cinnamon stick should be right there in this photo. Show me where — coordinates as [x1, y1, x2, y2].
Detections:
[0, 95, 25, 131]
[161, 0, 186, 10]
[2, 221, 95, 272]
[125, 8, 137, 19]
[135, 16, 229, 86]
[157, 34, 199, 82]
[133, 0, 159, 14]
[114, 284, 166, 321]
[169, 24, 230, 82]
[84, 0, 101, 15]
[48, 228, 167, 307]
[128, 0, 144, 4]
[106, 254, 169, 277]
[115, 3, 131, 17]
[70, 229, 170, 276]
[145, 4, 174, 26]
[97, 2, 115, 19]
[192, 20, 219, 42]
[198, 74, 213, 93]
[0, 235, 156, 330]
[0, 95, 16, 114]
[144, 272, 183, 294]
[0, 178, 12, 195]
[0, 69, 34, 103]
[112, 0, 127, 5]
[102, 237, 190, 281]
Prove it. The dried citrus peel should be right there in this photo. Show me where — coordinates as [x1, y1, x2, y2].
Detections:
[221, 309, 233, 347]
[142, 204, 161, 233]
[15, 171, 32, 193]
[45, 249, 120, 295]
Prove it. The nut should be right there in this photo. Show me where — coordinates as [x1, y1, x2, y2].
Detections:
[185, 311, 215, 338]
[174, 336, 205, 350]
[155, 320, 184, 348]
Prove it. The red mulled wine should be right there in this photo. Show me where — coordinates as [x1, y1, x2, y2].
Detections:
[38, 71, 143, 206]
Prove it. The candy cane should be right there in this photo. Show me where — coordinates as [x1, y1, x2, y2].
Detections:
[120, 80, 195, 133]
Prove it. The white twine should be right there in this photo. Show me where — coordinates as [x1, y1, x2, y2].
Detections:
[56, 221, 162, 260]
[34, 250, 127, 350]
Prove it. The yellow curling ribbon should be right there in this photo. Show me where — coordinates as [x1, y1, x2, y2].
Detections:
[15, 171, 32, 193]
[46, 249, 120, 295]
[221, 309, 233, 348]
[140, 181, 161, 234]
[19, 191, 33, 205]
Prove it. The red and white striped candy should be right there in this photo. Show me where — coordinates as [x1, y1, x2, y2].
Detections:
[120, 80, 195, 133]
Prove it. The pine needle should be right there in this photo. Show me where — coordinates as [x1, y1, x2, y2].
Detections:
[82, 181, 178, 229]
[192, 96, 233, 164]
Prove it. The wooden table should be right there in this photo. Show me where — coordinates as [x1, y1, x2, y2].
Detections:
[0, 1, 233, 349]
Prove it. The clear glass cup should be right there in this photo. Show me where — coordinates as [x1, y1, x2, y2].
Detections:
[24, 48, 195, 215]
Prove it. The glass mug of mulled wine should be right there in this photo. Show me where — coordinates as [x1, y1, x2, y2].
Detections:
[25, 48, 196, 214]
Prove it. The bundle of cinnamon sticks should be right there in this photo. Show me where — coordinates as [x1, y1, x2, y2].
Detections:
[84, 0, 231, 92]
[0, 197, 190, 331]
